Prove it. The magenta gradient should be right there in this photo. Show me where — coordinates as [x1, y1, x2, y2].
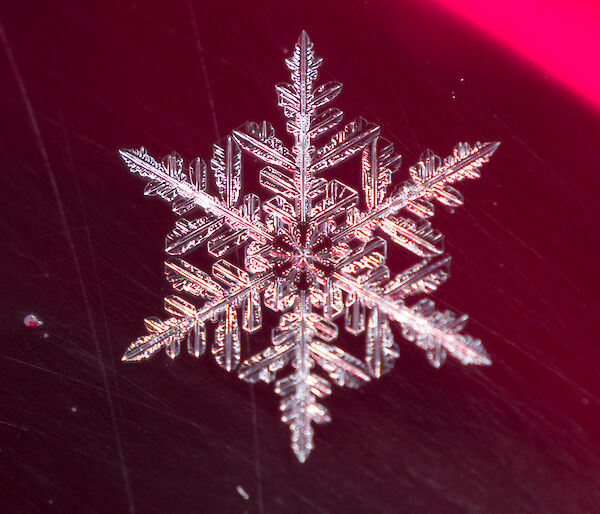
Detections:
[431, 0, 600, 112]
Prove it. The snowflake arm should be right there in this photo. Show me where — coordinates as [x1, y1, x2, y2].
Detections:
[238, 290, 370, 462]
[332, 270, 491, 367]
[119, 147, 273, 243]
[233, 31, 380, 223]
[333, 140, 500, 243]
[122, 267, 274, 364]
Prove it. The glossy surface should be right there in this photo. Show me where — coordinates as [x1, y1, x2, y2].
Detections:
[1, 1, 599, 512]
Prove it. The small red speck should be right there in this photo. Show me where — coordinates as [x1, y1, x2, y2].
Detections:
[24, 314, 43, 328]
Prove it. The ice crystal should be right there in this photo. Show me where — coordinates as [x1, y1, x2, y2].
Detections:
[119, 32, 499, 462]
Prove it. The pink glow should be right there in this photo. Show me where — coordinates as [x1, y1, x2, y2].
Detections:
[431, 0, 600, 112]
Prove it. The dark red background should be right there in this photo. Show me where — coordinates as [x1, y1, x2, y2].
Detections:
[1, 1, 599, 513]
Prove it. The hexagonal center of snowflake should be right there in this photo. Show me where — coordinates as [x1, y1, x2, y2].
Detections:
[270, 223, 335, 288]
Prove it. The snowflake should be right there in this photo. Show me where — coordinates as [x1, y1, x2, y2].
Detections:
[119, 32, 499, 462]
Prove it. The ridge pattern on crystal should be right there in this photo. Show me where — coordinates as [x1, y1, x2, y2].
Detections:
[120, 32, 499, 462]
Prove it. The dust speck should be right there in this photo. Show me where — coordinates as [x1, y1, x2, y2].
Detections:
[236, 485, 249, 501]
[24, 314, 43, 328]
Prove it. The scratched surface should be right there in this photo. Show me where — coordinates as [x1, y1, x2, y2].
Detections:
[1, 1, 599, 513]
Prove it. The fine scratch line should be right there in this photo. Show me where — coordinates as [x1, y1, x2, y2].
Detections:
[188, 1, 220, 140]
[0, 19, 136, 514]
[250, 385, 265, 514]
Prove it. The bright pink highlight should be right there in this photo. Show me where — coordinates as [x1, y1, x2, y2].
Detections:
[431, 0, 600, 112]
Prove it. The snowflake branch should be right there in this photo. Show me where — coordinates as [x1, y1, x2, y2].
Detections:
[332, 271, 491, 367]
[276, 291, 332, 462]
[292, 31, 317, 222]
[232, 126, 297, 172]
[120, 148, 273, 243]
[332, 141, 500, 243]
[122, 270, 275, 362]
